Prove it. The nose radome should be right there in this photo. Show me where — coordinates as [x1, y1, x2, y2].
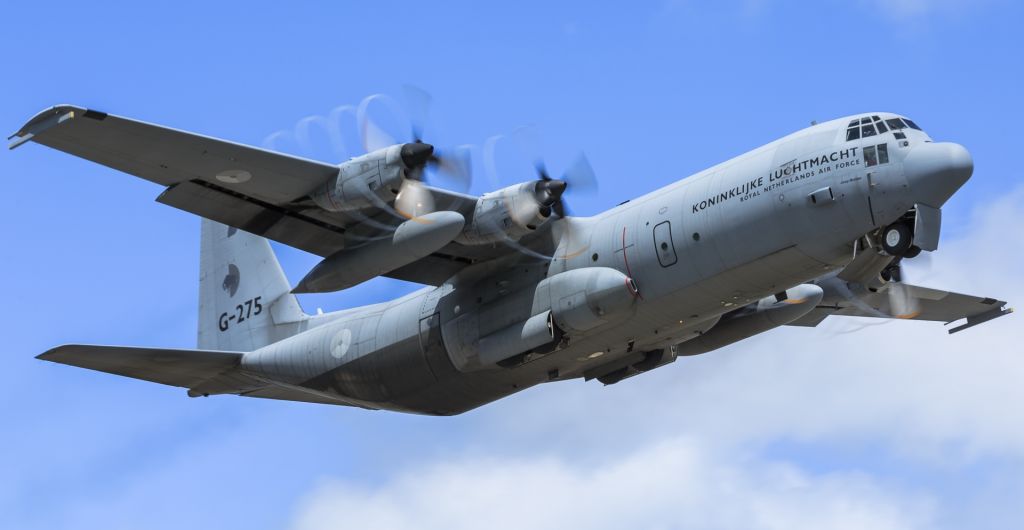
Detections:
[943, 142, 973, 178]
[902, 142, 973, 207]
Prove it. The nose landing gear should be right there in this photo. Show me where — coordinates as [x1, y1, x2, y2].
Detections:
[881, 221, 921, 257]
[878, 205, 940, 258]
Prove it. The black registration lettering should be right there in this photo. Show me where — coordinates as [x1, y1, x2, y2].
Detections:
[218, 296, 265, 331]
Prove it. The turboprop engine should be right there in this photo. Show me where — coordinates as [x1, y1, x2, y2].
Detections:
[455, 180, 566, 245]
[309, 143, 434, 212]
[675, 284, 824, 356]
[446, 267, 640, 372]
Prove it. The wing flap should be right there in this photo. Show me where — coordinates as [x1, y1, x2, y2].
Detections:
[38, 344, 246, 390]
[156, 179, 348, 257]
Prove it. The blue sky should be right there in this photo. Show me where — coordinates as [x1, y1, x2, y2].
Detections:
[2, 2, 1023, 529]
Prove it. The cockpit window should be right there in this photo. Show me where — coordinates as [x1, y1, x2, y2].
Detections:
[847, 116, 922, 142]
[885, 118, 906, 130]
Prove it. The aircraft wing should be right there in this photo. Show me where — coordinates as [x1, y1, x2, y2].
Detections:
[10, 105, 482, 284]
[789, 282, 1012, 333]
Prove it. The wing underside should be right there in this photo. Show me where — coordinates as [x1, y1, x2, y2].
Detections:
[10, 104, 497, 285]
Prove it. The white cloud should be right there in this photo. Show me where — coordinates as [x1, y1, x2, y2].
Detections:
[291, 437, 934, 530]
[290, 188, 1024, 529]
[478, 187, 1024, 462]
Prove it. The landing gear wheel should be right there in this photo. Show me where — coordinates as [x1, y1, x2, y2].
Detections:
[881, 222, 913, 256]
[904, 245, 922, 259]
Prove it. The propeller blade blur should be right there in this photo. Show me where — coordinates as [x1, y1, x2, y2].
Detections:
[357, 94, 400, 153]
[403, 84, 433, 142]
[563, 153, 599, 195]
[886, 262, 922, 319]
[888, 281, 921, 319]
[430, 144, 474, 192]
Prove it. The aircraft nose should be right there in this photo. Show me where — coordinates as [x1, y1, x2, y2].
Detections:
[902, 142, 973, 207]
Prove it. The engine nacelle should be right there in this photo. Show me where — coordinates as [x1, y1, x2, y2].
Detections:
[310, 143, 432, 212]
[455, 181, 562, 245]
[533, 267, 640, 335]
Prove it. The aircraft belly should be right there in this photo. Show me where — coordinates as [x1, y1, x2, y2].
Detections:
[238, 286, 537, 415]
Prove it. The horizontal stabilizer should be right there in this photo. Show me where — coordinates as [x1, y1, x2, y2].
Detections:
[38, 345, 244, 390]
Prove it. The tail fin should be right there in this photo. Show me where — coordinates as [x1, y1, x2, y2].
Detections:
[198, 219, 307, 351]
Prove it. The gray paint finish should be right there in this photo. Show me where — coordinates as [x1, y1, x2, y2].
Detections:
[17, 106, 1011, 415]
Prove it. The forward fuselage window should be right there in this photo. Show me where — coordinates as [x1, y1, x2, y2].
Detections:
[864, 143, 889, 167]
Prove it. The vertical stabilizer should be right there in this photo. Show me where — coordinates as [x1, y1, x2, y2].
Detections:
[198, 219, 307, 351]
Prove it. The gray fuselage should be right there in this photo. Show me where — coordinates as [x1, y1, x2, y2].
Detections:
[240, 113, 969, 414]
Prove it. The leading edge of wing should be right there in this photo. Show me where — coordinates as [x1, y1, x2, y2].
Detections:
[10, 104, 336, 171]
[9, 104, 340, 203]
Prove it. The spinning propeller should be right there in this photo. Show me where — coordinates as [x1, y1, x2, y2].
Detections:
[881, 251, 933, 319]
[357, 87, 473, 219]
[882, 261, 919, 319]
[515, 125, 598, 219]
[473, 126, 599, 259]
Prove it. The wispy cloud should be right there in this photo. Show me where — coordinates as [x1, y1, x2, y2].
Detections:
[292, 437, 934, 530]
[867, 0, 999, 19]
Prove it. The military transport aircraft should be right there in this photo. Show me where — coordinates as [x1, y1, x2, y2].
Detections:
[11, 101, 1012, 415]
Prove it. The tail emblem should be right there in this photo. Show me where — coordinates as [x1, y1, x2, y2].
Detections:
[222, 264, 240, 297]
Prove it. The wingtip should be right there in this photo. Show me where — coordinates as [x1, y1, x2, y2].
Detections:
[36, 343, 87, 361]
[36, 346, 65, 361]
[10, 104, 90, 149]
